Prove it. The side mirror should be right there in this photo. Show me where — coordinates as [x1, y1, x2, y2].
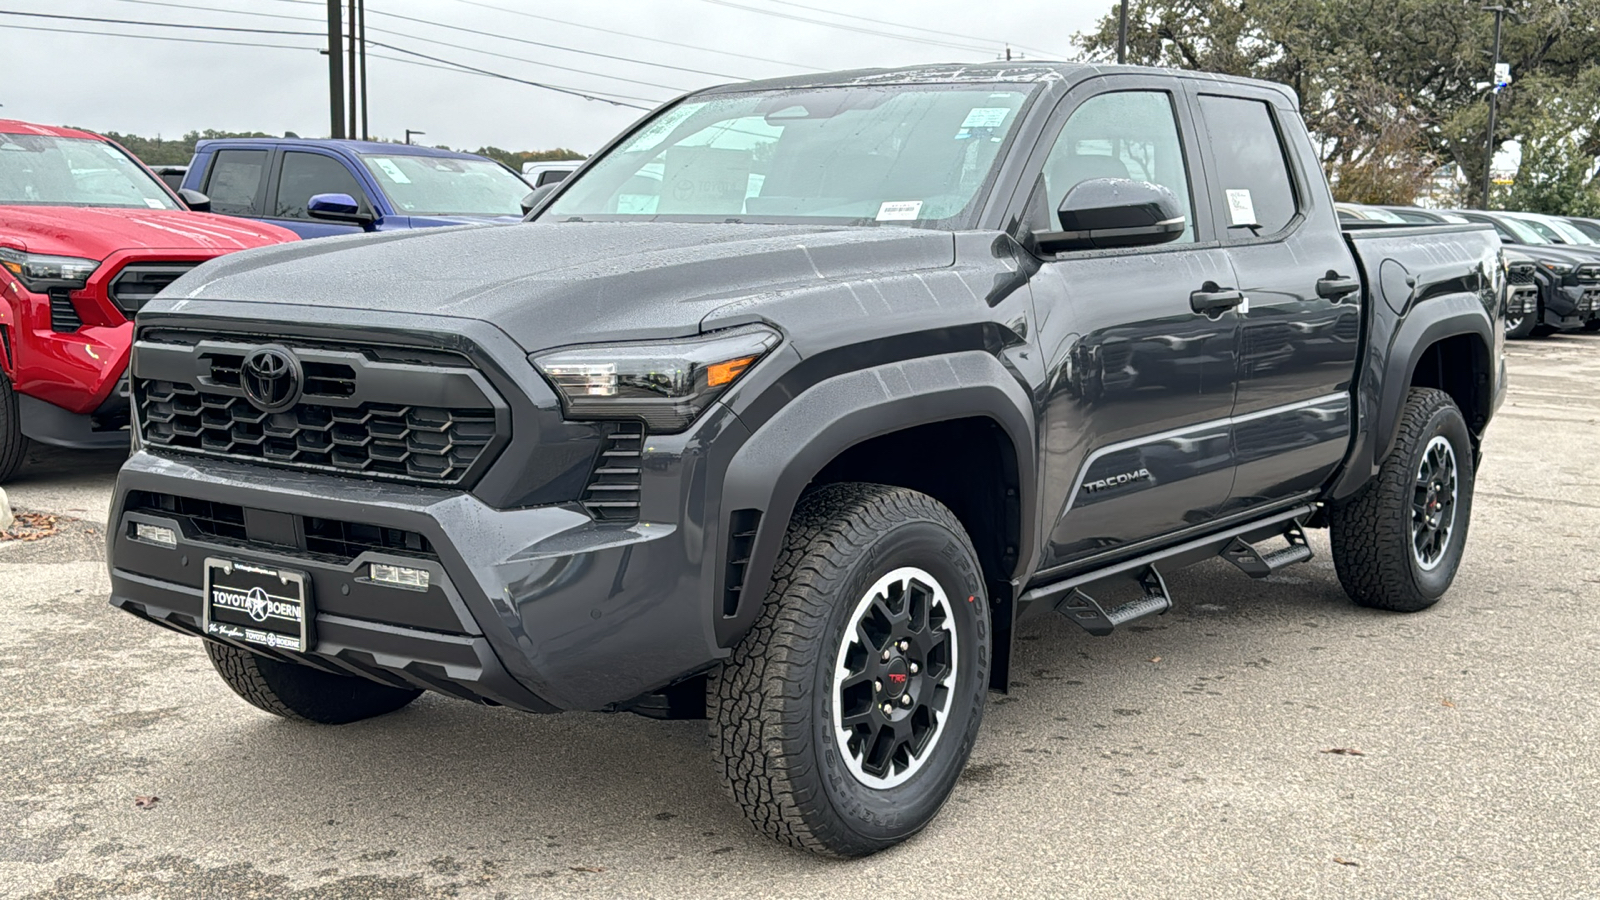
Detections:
[307, 192, 375, 227]
[177, 188, 211, 212]
[1036, 178, 1186, 252]
[521, 184, 557, 217]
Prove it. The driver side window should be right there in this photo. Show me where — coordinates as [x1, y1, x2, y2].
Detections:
[1038, 90, 1195, 244]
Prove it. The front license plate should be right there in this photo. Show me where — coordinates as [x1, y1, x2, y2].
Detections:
[202, 558, 313, 653]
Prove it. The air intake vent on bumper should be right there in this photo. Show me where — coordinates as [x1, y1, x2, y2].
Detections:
[49, 289, 82, 333]
[582, 422, 644, 522]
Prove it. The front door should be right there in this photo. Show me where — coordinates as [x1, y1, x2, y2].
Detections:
[1022, 80, 1242, 572]
[1189, 87, 1362, 511]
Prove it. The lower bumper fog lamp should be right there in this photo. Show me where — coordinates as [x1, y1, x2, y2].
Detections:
[369, 562, 430, 590]
[135, 523, 177, 548]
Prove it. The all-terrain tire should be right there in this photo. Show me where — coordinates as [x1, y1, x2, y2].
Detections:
[710, 483, 990, 857]
[204, 641, 422, 724]
[1329, 388, 1474, 612]
[0, 371, 26, 484]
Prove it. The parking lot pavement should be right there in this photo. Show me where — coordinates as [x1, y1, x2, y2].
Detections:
[3, 336, 1599, 899]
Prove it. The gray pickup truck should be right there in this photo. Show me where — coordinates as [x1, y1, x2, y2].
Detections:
[108, 63, 1506, 856]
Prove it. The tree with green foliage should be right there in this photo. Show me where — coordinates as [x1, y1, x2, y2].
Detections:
[84, 129, 585, 172]
[1078, 0, 1600, 210]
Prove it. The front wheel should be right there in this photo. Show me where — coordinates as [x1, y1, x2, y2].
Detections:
[1329, 388, 1475, 612]
[1505, 309, 1537, 339]
[0, 372, 26, 484]
[711, 484, 990, 857]
[205, 641, 422, 724]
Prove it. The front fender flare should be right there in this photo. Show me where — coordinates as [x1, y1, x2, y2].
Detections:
[716, 350, 1036, 647]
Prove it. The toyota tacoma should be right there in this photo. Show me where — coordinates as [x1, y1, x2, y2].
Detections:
[108, 64, 1506, 856]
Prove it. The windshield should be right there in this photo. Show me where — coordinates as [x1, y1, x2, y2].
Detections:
[1496, 215, 1549, 244]
[1541, 215, 1596, 245]
[1513, 215, 1566, 243]
[0, 134, 178, 209]
[544, 85, 1034, 227]
[360, 154, 530, 217]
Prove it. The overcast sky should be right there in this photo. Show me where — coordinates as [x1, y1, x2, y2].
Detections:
[1, 0, 1109, 154]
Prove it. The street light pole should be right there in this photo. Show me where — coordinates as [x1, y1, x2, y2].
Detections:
[1481, 4, 1507, 210]
[1117, 1, 1129, 64]
[326, 0, 344, 138]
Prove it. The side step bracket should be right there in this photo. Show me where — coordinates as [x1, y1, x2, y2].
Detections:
[1220, 520, 1312, 579]
[1053, 565, 1172, 637]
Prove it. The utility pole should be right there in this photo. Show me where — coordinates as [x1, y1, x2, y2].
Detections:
[1117, 0, 1129, 64]
[1481, 4, 1507, 210]
[347, 0, 358, 139]
[405, 130, 424, 145]
[358, 0, 369, 140]
[326, 0, 344, 138]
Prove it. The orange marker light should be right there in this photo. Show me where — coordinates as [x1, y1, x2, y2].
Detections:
[706, 355, 758, 387]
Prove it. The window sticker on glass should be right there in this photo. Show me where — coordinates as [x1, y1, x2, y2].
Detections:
[956, 107, 1012, 140]
[1226, 189, 1257, 226]
[876, 200, 923, 221]
[143, 197, 165, 209]
[371, 158, 412, 184]
[102, 145, 124, 160]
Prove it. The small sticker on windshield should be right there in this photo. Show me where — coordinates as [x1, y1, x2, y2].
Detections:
[143, 198, 164, 209]
[371, 158, 412, 184]
[1226, 189, 1257, 226]
[960, 107, 1011, 129]
[876, 200, 923, 221]
[102, 145, 124, 160]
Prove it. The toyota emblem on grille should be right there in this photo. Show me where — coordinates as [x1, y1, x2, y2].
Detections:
[241, 346, 302, 413]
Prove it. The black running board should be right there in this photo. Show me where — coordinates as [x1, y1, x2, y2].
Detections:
[1220, 520, 1312, 578]
[1022, 504, 1315, 634]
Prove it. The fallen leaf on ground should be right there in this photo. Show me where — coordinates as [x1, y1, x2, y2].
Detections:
[1320, 748, 1365, 756]
[1333, 857, 1360, 867]
[570, 866, 605, 874]
[1148, 656, 1162, 663]
[0, 512, 62, 542]
[1441, 698, 1456, 708]
[134, 796, 160, 809]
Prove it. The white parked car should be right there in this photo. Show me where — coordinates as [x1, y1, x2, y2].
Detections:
[521, 161, 582, 187]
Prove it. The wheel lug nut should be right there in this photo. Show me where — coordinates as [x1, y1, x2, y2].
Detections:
[882, 650, 891, 662]
[874, 680, 882, 693]
[900, 695, 912, 707]
[908, 662, 919, 674]
[881, 702, 894, 715]
[897, 640, 909, 652]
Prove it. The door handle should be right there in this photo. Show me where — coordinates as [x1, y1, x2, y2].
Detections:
[1190, 285, 1245, 314]
[1316, 273, 1361, 300]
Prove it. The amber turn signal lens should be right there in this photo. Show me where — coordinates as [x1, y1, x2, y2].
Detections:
[706, 355, 758, 387]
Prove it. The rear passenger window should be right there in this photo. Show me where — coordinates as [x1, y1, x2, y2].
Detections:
[1197, 95, 1298, 238]
[274, 152, 368, 219]
[204, 149, 267, 216]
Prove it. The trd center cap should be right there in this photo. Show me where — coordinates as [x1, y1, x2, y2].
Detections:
[883, 657, 910, 699]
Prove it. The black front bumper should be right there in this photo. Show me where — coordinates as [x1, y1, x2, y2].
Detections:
[109, 407, 750, 711]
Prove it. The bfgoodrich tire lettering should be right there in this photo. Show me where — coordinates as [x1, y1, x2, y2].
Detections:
[205, 641, 422, 724]
[711, 483, 990, 857]
[1329, 387, 1475, 612]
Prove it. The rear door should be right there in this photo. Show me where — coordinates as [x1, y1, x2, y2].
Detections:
[260, 150, 375, 238]
[1018, 76, 1241, 572]
[1188, 85, 1362, 511]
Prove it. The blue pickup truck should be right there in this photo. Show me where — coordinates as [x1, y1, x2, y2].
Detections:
[179, 139, 532, 238]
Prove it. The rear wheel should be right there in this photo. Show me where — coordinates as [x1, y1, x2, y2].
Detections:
[0, 372, 25, 484]
[204, 641, 422, 724]
[1505, 309, 1537, 339]
[711, 483, 990, 857]
[1329, 388, 1474, 612]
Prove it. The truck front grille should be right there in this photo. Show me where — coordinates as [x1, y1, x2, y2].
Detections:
[127, 490, 436, 563]
[132, 333, 507, 486]
[109, 263, 199, 317]
[1507, 263, 1536, 285]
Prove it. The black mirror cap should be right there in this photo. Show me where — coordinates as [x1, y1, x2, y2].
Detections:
[177, 188, 211, 213]
[521, 184, 558, 218]
[1038, 178, 1186, 252]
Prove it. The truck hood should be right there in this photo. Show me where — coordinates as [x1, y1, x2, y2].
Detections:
[160, 221, 957, 348]
[392, 214, 523, 228]
[0, 205, 295, 259]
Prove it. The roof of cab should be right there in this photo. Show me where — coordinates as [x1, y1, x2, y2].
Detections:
[699, 61, 1297, 102]
[0, 119, 109, 140]
[191, 137, 492, 160]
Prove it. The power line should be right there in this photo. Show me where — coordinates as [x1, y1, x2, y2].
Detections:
[363, 21, 692, 92]
[692, 0, 995, 54]
[440, 0, 826, 72]
[97, 0, 323, 24]
[364, 40, 654, 109]
[366, 51, 668, 105]
[754, 0, 1067, 59]
[0, 20, 316, 51]
[0, 8, 320, 36]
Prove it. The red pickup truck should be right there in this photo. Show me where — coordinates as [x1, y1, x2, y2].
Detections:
[0, 120, 296, 482]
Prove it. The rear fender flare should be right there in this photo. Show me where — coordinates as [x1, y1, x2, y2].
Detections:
[716, 350, 1035, 647]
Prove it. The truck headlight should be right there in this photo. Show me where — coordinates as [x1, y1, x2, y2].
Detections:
[0, 246, 100, 292]
[1543, 262, 1574, 277]
[532, 325, 780, 433]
